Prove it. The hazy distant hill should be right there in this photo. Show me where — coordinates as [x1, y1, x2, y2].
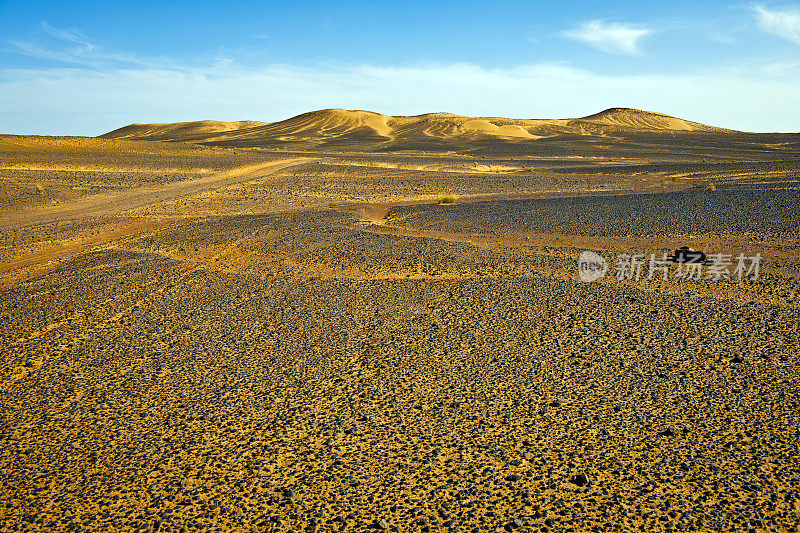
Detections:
[102, 120, 268, 143]
[100, 108, 744, 153]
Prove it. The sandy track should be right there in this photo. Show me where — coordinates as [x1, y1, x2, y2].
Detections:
[0, 157, 310, 230]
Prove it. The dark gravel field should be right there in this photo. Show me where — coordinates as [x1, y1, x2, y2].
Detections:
[2, 202, 799, 533]
[386, 187, 800, 237]
[1, 129, 799, 533]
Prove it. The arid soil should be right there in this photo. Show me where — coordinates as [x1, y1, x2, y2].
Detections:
[1, 111, 799, 533]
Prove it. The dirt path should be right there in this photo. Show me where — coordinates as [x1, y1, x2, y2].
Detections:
[0, 157, 310, 230]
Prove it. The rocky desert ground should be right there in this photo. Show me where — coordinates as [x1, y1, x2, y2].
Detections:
[1, 108, 799, 533]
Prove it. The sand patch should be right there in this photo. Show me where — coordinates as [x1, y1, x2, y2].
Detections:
[461, 119, 537, 138]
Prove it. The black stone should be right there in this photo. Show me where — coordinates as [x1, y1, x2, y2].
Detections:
[570, 473, 589, 487]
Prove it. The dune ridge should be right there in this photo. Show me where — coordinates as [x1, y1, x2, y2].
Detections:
[103, 120, 268, 142]
[99, 108, 738, 150]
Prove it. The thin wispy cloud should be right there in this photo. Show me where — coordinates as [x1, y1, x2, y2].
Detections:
[10, 22, 175, 69]
[753, 4, 800, 44]
[562, 20, 652, 55]
[759, 58, 800, 75]
[709, 31, 737, 45]
[40, 22, 94, 50]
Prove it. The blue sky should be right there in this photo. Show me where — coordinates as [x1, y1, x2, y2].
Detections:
[1, 0, 799, 135]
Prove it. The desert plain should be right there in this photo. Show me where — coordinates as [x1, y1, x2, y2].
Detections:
[1, 108, 799, 533]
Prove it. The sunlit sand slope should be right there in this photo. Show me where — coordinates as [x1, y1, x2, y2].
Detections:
[100, 108, 738, 151]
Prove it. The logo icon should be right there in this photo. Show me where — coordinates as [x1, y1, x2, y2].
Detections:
[577, 251, 608, 282]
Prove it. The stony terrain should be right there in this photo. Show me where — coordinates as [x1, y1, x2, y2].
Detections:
[1, 110, 799, 532]
[0, 135, 266, 214]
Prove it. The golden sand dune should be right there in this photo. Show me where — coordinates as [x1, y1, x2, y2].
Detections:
[460, 119, 538, 138]
[575, 107, 723, 132]
[100, 107, 734, 150]
[102, 120, 268, 142]
[217, 109, 394, 141]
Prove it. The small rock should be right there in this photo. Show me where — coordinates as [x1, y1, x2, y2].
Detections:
[570, 473, 589, 487]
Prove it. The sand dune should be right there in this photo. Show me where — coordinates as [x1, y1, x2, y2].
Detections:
[460, 119, 539, 138]
[102, 120, 268, 142]
[100, 107, 735, 151]
[575, 108, 720, 132]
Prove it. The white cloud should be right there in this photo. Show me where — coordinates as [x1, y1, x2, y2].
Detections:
[1, 59, 799, 135]
[562, 20, 652, 55]
[753, 4, 800, 43]
[709, 31, 737, 45]
[40, 22, 94, 50]
[10, 22, 176, 69]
